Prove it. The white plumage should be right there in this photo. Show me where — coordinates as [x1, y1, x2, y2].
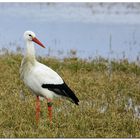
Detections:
[21, 60, 63, 99]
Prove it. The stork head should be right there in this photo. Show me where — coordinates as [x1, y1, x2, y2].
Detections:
[24, 31, 45, 48]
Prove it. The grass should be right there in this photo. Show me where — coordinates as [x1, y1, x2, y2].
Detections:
[0, 53, 140, 138]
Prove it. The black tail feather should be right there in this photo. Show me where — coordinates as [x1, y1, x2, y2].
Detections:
[63, 82, 79, 105]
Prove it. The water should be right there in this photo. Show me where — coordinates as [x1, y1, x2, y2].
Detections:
[0, 3, 140, 61]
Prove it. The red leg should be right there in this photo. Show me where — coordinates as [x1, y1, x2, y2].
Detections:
[47, 98, 53, 126]
[36, 96, 40, 124]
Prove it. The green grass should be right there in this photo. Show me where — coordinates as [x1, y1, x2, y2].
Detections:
[0, 53, 140, 138]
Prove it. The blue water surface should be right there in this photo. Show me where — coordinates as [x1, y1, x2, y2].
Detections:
[0, 3, 140, 61]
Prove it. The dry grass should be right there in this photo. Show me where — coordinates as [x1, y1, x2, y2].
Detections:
[0, 53, 140, 138]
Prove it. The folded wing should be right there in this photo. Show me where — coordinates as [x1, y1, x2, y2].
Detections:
[42, 82, 79, 105]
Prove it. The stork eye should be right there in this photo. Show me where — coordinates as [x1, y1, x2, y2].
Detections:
[29, 34, 32, 37]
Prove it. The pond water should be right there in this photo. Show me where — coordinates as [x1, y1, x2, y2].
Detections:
[0, 3, 140, 61]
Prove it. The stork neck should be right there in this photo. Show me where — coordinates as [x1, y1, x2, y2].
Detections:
[25, 41, 36, 60]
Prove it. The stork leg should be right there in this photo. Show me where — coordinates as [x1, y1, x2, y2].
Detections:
[47, 98, 53, 126]
[36, 96, 40, 124]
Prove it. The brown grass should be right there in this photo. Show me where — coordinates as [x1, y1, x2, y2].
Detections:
[0, 53, 140, 138]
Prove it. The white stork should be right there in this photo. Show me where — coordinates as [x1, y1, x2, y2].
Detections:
[20, 31, 79, 124]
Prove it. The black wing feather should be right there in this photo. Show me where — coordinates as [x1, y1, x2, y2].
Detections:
[42, 82, 79, 105]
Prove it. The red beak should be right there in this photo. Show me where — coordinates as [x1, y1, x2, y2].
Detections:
[32, 37, 45, 48]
